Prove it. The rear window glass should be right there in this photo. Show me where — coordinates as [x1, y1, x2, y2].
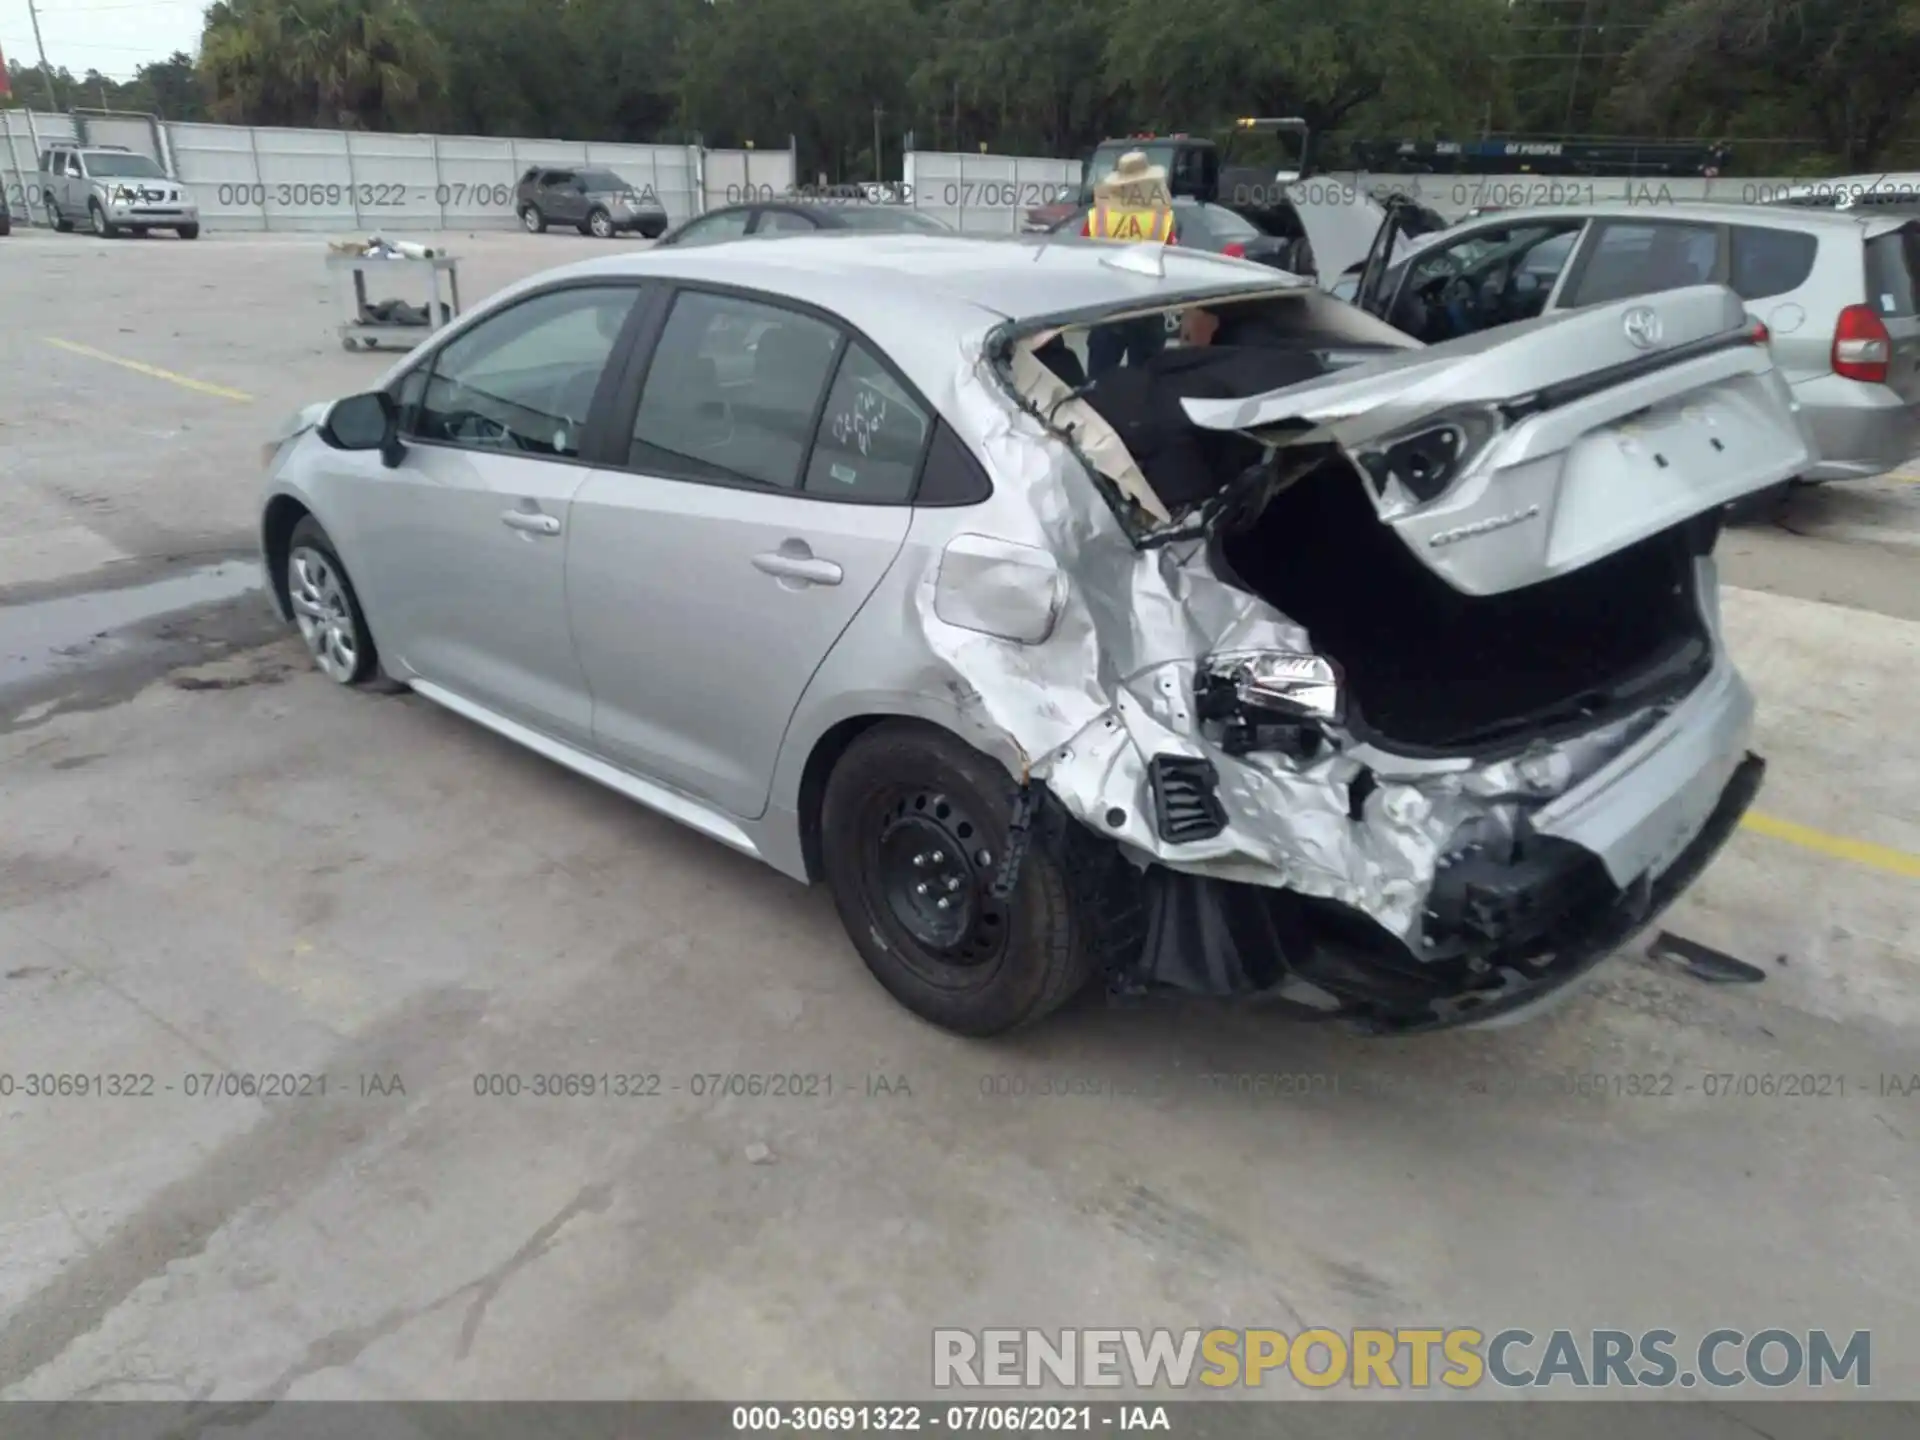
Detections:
[1865, 230, 1920, 316]
[1729, 226, 1818, 301]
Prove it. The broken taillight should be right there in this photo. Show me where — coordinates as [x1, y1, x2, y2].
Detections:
[1832, 303, 1892, 383]
[1749, 319, 1770, 345]
[1222, 241, 1247, 259]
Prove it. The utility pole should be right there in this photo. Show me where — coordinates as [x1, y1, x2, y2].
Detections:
[25, 0, 59, 110]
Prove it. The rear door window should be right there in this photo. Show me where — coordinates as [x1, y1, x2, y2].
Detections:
[1865, 228, 1920, 316]
[802, 343, 932, 502]
[630, 290, 841, 490]
[1729, 226, 1819, 301]
[1565, 221, 1721, 306]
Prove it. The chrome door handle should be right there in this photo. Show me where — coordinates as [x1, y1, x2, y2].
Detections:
[752, 549, 843, 586]
[501, 509, 561, 536]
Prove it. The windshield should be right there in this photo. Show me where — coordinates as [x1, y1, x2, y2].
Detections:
[1199, 205, 1261, 240]
[832, 207, 951, 233]
[576, 169, 627, 192]
[82, 152, 166, 179]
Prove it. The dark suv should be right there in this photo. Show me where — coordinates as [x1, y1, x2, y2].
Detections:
[514, 167, 669, 239]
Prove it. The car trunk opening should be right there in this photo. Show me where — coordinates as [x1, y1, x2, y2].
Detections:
[1212, 461, 1712, 752]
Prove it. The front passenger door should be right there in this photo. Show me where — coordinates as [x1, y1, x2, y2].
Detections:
[337, 282, 647, 743]
[566, 288, 924, 817]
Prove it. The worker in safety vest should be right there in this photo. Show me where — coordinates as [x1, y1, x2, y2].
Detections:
[1080, 151, 1178, 380]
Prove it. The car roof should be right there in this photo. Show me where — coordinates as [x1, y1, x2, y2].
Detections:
[515, 234, 1301, 388]
[1452, 199, 1884, 231]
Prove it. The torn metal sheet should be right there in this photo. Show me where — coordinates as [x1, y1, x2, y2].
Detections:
[904, 325, 1659, 949]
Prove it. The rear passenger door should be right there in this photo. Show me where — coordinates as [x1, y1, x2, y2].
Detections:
[565, 287, 926, 818]
[1727, 222, 1824, 383]
[542, 170, 582, 224]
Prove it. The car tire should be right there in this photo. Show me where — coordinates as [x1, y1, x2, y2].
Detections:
[819, 721, 1097, 1036]
[0, 212, 10, 237]
[639, 219, 665, 240]
[520, 204, 546, 234]
[285, 516, 381, 687]
[89, 200, 120, 238]
[49, 201, 73, 233]
[131, 226, 149, 238]
[587, 207, 615, 239]
[177, 223, 200, 239]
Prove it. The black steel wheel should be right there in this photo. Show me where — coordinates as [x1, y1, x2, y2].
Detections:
[820, 721, 1095, 1035]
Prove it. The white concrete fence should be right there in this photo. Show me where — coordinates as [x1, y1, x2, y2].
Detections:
[0, 110, 1837, 238]
[898, 150, 1818, 232]
[0, 108, 794, 232]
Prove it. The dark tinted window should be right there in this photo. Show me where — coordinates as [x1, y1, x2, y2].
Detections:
[916, 421, 994, 506]
[755, 208, 817, 235]
[576, 169, 625, 191]
[1866, 229, 1920, 316]
[831, 207, 950, 232]
[1729, 226, 1818, 300]
[1567, 221, 1719, 306]
[803, 343, 931, 502]
[670, 210, 752, 246]
[631, 291, 840, 489]
[408, 285, 639, 457]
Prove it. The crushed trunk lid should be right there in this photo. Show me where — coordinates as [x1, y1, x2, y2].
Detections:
[1182, 284, 1814, 595]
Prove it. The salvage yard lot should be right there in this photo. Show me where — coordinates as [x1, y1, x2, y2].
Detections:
[1, 229, 1918, 1401]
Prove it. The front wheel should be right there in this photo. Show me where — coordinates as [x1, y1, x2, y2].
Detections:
[520, 204, 546, 234]
[285, 516, 379, 686]
[177, 223, 200, 239]
[819, 722, 1096, 1036]
[89, 201, 120, 238]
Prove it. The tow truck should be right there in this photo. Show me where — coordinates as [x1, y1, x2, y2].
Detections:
[1024, 118, 1314, 231]
[1025, 118, 1449, 289]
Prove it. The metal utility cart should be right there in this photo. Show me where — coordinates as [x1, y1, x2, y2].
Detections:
[327, 246, 462, 353]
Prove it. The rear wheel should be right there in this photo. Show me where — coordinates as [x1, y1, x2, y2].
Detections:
[820, 722, 1096, 1036]
[587, 207, 615, 239]
[520, 204, 546, 234]
[49, 200, 72, 232]
[285, 517, 378, 686]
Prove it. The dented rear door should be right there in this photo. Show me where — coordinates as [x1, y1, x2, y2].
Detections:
[1182, 284, 1814, 596]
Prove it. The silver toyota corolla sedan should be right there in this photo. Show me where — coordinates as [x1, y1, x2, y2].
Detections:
[258, 234, 1810, 1037]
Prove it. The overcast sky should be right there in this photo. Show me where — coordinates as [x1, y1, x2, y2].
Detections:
[1, 0, 204, 85]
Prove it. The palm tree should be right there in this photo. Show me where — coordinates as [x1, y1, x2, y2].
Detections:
[199, 0, 445, 130]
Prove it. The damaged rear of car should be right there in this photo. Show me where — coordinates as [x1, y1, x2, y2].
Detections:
[954, 261, 1805, 1034]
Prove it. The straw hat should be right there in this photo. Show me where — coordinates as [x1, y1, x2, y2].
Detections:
[1094, 150, 1172, 209]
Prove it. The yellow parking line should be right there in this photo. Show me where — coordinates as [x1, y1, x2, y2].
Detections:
[43, 337, 254, 403]
[1742, 811, 1920, 880]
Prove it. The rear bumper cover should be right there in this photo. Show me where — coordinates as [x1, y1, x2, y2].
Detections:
[1123, 752, 1764, 1034]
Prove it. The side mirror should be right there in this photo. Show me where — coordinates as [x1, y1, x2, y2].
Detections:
[319, 390, 399, 459]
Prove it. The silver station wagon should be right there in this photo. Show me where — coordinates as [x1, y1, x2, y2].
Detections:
[258, 235, 1808, 1037]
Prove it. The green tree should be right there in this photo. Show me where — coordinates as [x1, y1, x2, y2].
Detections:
[677, 0, 925, 176]
[200, 0, 446, 130]
[1606, 0, 1920, 168]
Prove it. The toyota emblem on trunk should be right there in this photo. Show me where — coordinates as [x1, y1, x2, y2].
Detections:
[1623, 307, 1663, 349]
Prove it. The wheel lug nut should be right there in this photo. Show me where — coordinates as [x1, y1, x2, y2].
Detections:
[946, 877, 961, 892]
[936, 898, 950, 910]
[913, 853, 928, 867]
[931, 851, 945, 863]
[915, 882, 930, 895]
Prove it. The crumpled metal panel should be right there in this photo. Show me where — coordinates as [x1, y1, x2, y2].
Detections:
[904, 328, 1662, 946]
